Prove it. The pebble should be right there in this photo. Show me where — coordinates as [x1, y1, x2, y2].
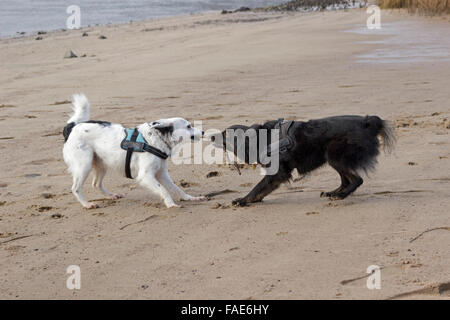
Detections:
[64, 50, 78, 59]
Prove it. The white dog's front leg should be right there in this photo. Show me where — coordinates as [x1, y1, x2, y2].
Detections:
[156, 170, 205, 201]
[138, 174, 179, 208]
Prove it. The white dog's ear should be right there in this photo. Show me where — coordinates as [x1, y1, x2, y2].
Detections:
[150, 121, 174, 135]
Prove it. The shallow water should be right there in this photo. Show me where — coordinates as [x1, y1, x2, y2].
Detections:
[0, 0, 282, 37]
[348, 21, 450, 64]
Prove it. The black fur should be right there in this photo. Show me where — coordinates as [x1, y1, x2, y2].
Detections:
[63, 122, 76, 142]
[220, 115, 395, 206]
[85, 120, 111, 126]
[155, 124, 174, 136]
[62, 120, 111, 142]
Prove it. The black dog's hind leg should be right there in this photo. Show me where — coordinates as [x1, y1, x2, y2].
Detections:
[326, 170, 363, 200]
[232, 169, 292, 206]
[320, 168, 350, 198]
[336, 172, 363, 199]
[323, 140, 364, 200]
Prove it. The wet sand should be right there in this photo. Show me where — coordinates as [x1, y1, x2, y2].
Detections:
[0, 9, 449, 299]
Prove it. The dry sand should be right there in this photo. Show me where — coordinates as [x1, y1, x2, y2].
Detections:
[0, 9, 449, 299]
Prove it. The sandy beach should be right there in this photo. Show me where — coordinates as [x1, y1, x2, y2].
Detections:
[0, 8, 449, 299]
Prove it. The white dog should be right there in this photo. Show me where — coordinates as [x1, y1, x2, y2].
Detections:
[63, 94, 205, 209]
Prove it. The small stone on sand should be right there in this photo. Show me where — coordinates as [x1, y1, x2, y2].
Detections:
[206, 171, 221, 178]
[64, 50, 78, 59]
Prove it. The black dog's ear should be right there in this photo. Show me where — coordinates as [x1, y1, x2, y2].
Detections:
[226, 125, 251, 133]
[250, 124, 263, 130]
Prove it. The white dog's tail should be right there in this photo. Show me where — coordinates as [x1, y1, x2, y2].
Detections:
[67, 93, 90, 124]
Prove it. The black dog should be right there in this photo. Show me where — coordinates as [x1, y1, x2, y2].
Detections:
[214, 115, 395, 206]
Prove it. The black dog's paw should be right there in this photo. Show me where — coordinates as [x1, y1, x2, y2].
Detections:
[321, 191, 346, 200]
[330, 194, 346, 200]
[232, 198, 248, 207]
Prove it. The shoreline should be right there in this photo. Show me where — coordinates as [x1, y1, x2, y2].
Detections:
[1, 1, 369, 40]
[0, 10, 215, 41]
[3, 1, 449, 40]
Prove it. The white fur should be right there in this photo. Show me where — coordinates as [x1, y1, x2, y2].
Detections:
[68, 93, 90, 124]
[63, 94, 205, 209]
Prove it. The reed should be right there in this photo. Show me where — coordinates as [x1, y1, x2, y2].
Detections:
[377, 0, 450, 15]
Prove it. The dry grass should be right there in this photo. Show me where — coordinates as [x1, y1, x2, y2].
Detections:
[377, 0, 450, 15]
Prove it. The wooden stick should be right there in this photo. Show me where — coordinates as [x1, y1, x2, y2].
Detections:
[409, 227, 450, 243]
[119, 215, 158, 230]
[0, 234, 36, 245]
[233, 162, 242, 175]
[205, 189, 237, 198]
[225, 151, 241, 175]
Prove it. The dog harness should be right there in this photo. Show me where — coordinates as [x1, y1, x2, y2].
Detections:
[120, 128, 169, 179]
[274, 118, 295, 154]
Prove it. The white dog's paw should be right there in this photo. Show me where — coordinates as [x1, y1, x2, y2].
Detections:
[181, 195, 207, 201]
[110, 193, 124, 200]
[189, 196, 207, 201]
[84, 202, 99, 209]
[166, 203, 181, 209]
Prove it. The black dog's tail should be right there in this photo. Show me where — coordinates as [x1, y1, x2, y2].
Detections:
[366, 116, 396, 154]
[379, 120, 396, 154]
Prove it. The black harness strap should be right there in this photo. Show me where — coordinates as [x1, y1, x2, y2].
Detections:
[275, 119, 295, 154]
[122, 128, 170, 179]
[143, 144, 169, 160]
[125, 129, 140, 179]
[263, 119, 296, 161]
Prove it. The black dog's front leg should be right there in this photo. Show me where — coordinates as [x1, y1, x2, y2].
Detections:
[232, 170, 291, 206]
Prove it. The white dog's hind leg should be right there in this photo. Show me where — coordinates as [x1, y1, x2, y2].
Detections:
[69, 150, 98, 209]
[92, 159, 124, 199]
[138, 173, 179, 208]
[156, 170, 205, 201]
